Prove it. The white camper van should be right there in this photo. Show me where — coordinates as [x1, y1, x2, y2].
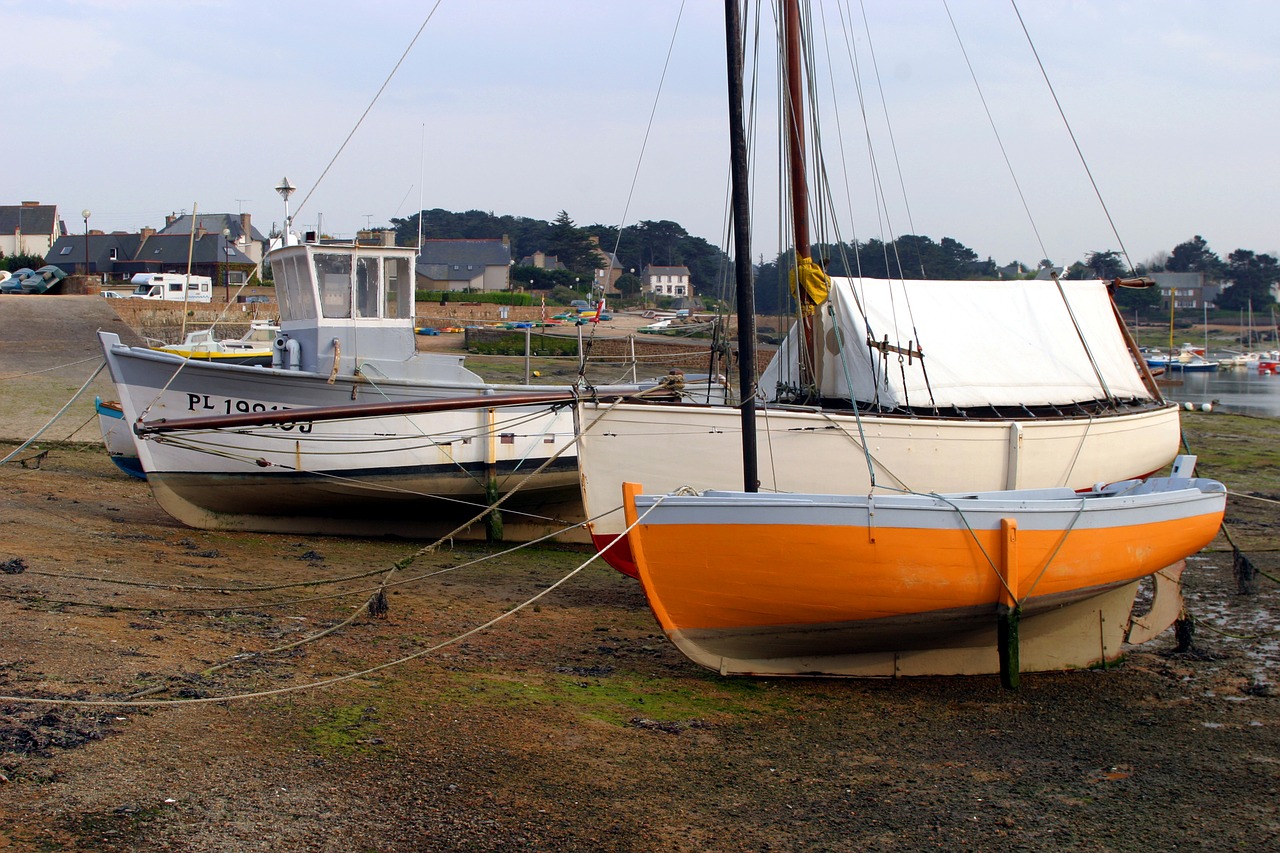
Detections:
[128, 273, 214, 302]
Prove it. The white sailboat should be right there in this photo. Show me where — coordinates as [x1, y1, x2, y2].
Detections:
[586, 0, 1213, 679]
[574, 1, 1181, 578]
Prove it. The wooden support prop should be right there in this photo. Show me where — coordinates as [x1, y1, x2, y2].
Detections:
[485, 478, 503, 543]
[998, 518, 1021, 690]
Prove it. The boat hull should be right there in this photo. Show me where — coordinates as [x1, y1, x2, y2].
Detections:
[625, 479, 1225, 676]
[578, 400, 1183, 576]
[101, 331, 589, 540]
[95, 397, 146, 480]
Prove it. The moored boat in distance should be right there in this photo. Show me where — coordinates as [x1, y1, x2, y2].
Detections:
[150, 320, 279, 366]
[1144, 350, 1221, 373]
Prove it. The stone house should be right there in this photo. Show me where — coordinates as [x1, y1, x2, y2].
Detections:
[417, 238, 513, 292]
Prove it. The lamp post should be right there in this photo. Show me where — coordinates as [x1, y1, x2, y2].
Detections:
[222, 227, 232, 301]
[274, 177, 296, 247]
[81, 209, 91, 276]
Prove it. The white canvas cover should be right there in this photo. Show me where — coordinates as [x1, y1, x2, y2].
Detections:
[760, 277, 1152, 408]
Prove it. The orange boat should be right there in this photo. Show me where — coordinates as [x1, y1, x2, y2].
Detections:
[622, 463, 1226, 677]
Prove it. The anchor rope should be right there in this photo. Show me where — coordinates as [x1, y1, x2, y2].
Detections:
[0, 501, 662, 709]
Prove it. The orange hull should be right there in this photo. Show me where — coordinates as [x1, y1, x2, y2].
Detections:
[636, 516, 1217, 632]
[623, 478, 1225, 674]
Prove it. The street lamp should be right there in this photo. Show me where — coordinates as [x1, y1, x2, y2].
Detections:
[222, 227, 232, 301]
[81, 209, 91, 276]
[275, 177, 296, 246]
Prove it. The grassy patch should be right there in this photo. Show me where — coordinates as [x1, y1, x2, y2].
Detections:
[1180, 411, 1280, 495]
[433, 670, 784, 726]
[300, 704, 385, 754]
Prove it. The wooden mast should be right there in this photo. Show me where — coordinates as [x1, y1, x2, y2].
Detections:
[783, 0, 818, 397]
[725, 0, 758, 491]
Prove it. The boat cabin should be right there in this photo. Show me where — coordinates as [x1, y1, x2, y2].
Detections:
[268, 240, 422, 376]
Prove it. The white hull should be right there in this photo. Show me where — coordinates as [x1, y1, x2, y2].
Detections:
[576, 400, 1183, 574]
[101, 330, 589, 540]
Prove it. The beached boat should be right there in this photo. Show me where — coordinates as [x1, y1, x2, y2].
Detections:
[578, 276, 1181, 576]
[95, 397, 145, 480]
[621, 463, 1226, 677]
[150, 321, 278, 366]
[575, 0, 1218, 680]
[100, 238, 714, 539]
[574, 2, 1180, 578]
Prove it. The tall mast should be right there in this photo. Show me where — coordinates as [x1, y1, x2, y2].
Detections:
[725, 0, 758, 492]
[783, 0, 819, 397]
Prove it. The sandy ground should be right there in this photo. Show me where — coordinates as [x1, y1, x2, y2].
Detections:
[0, 296, 1278, 851]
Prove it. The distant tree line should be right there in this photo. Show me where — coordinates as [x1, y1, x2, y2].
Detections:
[389, 210, 1277, 314]
[390, 209, 729, 299]
[1064, 235, 1278, 313]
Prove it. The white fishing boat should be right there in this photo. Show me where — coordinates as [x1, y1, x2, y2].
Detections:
[100, 238, 712, 540]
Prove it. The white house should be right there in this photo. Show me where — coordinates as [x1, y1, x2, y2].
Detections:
[1, 202, 64, 260]
[642, 264, 692, 299]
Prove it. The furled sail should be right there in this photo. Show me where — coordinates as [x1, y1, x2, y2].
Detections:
[761, 277, 1152, 409]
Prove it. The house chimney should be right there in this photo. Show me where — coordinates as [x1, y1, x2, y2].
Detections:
[165, 213, 178, 227]
[240, 212, 250, 238]
[140, 226, 156, 241]
[21, 200, 40, 207]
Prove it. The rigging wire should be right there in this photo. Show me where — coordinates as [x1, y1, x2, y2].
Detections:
[1009, 0, 1137, 275]
[290, 0, 447, 224]
[942, 0, 1050, 264]
[587, 0, 689, 386]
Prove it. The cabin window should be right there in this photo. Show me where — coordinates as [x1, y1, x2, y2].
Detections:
[384, 257, 412, 319]
[274, 254, 313, 320]
[355, 257, 380, 318]
[315, 253, 353, 319]
[109, 248, 118, 260]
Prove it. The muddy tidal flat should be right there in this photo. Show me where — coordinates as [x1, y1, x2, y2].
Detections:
[0, 296, 1277, 851]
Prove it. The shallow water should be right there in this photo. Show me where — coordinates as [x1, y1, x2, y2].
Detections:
[1158, 364, 1280, 417]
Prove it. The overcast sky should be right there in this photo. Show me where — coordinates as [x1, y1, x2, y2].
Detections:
[5, 0, 1276, 269]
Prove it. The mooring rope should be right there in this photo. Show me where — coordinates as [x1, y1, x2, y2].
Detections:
[0, 362, 105, 466]
[0, 502, 660, 708]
